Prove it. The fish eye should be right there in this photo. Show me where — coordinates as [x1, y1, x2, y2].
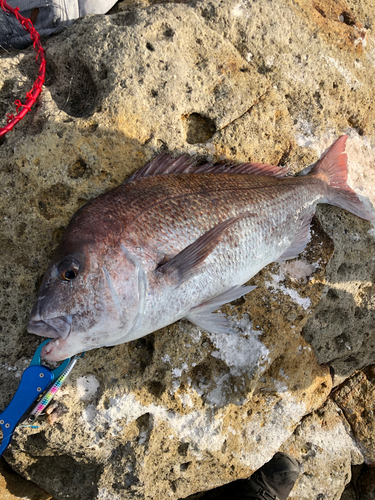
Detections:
[58, 258, 80, 282]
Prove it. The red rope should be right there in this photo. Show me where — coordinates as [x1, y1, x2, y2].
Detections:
[0, 0, 46, 137]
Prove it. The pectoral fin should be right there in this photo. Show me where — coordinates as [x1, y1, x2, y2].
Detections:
[155, 213, 254, 285]
[185, 285, 256, 334]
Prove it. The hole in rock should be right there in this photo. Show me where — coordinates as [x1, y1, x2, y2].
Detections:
[49, 59, 99, 118]
[136, 412, 152, 432]
[36, 183, 72, 220]
[163, 27, 175, 38]
[327, 288, 339, 300]
[347, 114, 365, 136]
[110, 11, 137, 26]
[182, 113, 216, 144]
[340, 11, 356, 26]
[147, 380, 165, 398]
[68, 158, 91, 179]
[257, 64, 272, 75]
[177, 442, 189, 456]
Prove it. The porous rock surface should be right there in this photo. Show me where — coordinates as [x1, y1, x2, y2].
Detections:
[0, 0, 374, 499]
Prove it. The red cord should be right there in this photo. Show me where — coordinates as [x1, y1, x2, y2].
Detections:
[0, 0, 46, 137]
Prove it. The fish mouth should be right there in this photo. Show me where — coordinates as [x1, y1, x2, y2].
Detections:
[41, 337, 70, 361]
[27, 315, 72, 340]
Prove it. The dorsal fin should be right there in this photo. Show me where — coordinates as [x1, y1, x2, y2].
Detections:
[127, 154, 199, 182]
[126, 154, 290, 182]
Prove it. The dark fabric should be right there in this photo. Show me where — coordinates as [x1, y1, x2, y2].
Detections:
[0, 0, 116, 49]
[251, 453, 300, 500]
[0, 2, 73, 49]
[182, 453, 300, 500]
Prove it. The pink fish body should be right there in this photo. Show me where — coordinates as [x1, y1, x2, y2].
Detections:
[27, 136, 374, 360]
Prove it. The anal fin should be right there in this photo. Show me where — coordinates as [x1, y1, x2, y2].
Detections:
[185, 285, 256, 334]
[276, 212, 314, 262]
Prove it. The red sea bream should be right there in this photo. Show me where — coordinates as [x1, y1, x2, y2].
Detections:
[27, 136, 375, 361]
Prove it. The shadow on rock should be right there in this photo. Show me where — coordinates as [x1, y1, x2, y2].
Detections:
[303, 206, 375, 385]
[0, 456, 53, 500]
[0, 120, 154, 411]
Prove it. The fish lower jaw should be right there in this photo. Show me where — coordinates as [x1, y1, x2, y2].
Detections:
[41, 338, 68, 361]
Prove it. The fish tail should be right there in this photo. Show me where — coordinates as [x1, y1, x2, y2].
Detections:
[310, 135, 375, 220]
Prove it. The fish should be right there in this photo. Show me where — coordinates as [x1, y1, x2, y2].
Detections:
[27, 135, 374, 361]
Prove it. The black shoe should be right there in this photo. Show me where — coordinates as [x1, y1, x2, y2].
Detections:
[244, 452, 300, 500]
[182, 452, 299, 500]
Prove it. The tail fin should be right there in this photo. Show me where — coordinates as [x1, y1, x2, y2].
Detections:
[310, 135, 375, 220]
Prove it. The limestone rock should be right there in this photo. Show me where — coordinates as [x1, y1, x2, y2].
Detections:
[333, 366, 375, 464]
[0, 0, 374, 499]
[281, 399, 364, 500]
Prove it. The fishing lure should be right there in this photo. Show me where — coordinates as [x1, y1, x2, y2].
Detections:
[0, 339, 83, 456]
[27, 353, 83, 423]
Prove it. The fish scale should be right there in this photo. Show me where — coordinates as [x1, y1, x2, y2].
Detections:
[119, 175, 323, 337]
[27, 136, 375, 360]
[121, 175, 311, 255]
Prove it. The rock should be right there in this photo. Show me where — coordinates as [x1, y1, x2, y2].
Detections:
[333, 366, 375, 464]
[281, 399, 364, 499]
[0, 457, 55, 500]
[199, 0, 375, 137]
[0, 0, 374, 498]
